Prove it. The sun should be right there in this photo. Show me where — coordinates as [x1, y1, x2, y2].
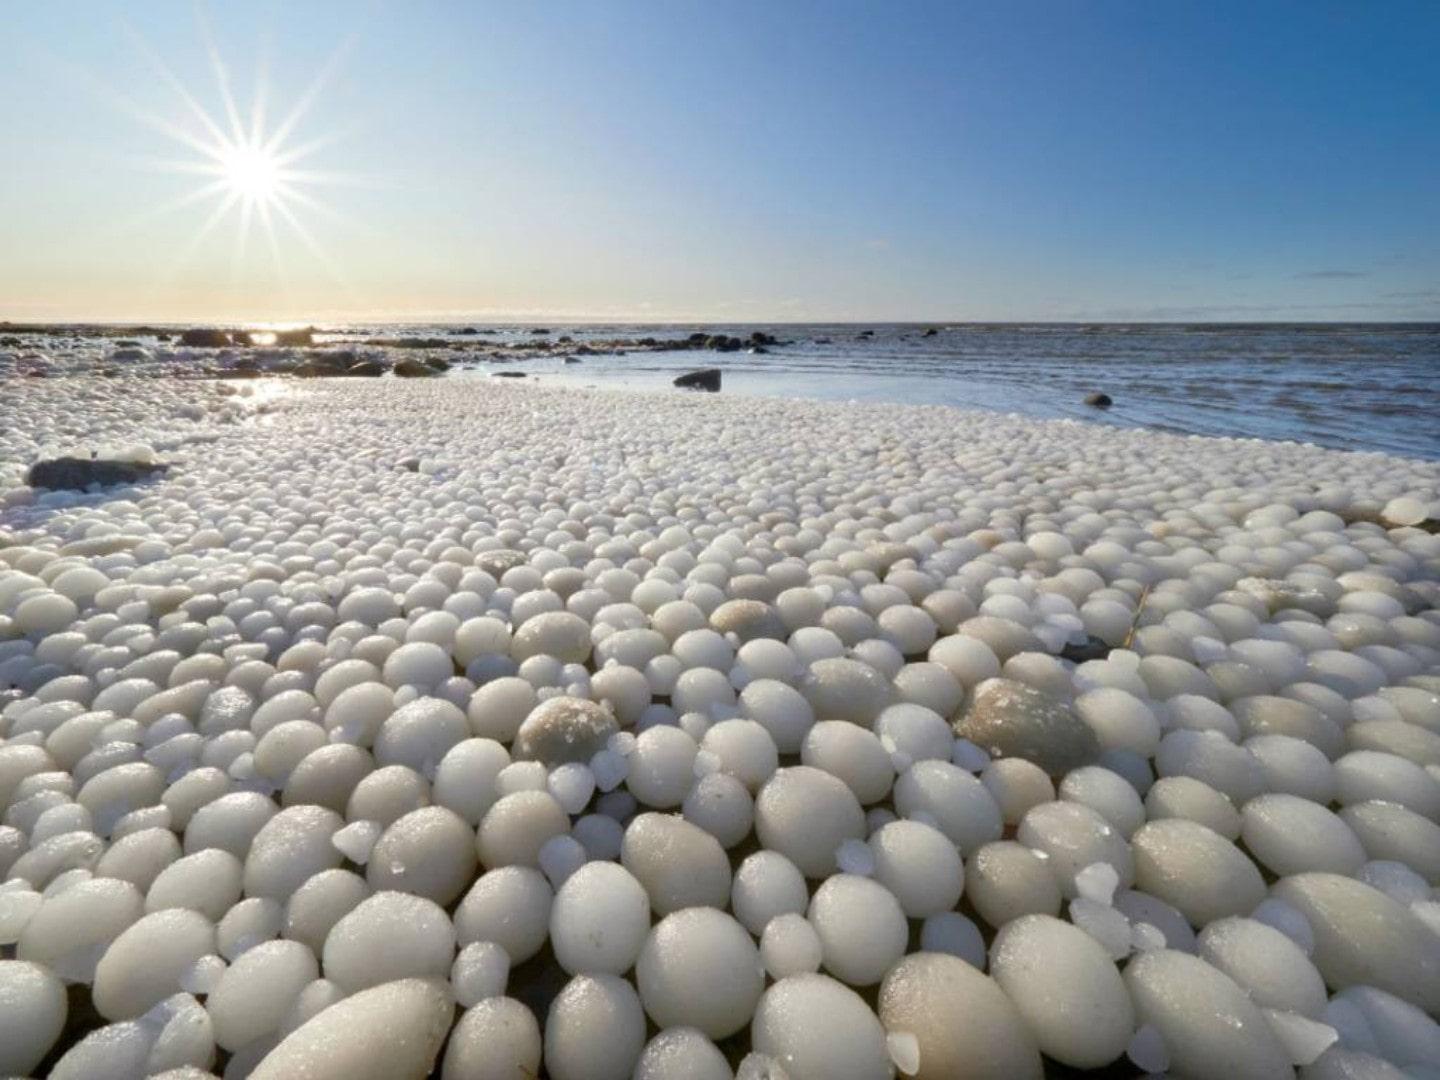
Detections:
[115, 17, 360, 279]
[219, 141, 282, 203]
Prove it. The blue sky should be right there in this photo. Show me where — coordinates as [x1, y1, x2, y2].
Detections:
[3, 1, 1437, 322]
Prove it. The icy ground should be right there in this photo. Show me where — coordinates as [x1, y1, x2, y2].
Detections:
[1, 376, 1439, 1079]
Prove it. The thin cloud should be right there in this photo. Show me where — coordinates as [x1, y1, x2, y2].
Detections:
[1294, 269, 1368, 280]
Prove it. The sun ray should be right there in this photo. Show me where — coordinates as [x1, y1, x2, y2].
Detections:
[263, 30, 360, 157]
[119, 19, 232, 151]
[195, 2, 248, 147]
[105, 16, 374, 296]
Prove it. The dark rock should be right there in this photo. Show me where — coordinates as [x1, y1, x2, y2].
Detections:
[494, 371, 527, 378]
[179, 329, 230, 347]
[923, 327, 939, 337]
[1060, 636, 1112, 664]
[393, 359, 437, 377]
[275, 328, 315, 347]
[530, 328, 550, 335]
[1084, 392, 1113, 408]
[687, 332, 709, 344]
[574, 345, 597, 355]
[563, 356, 581, 364]
[347, 361, 386, 377]
[457, 327, 479, 335]
[156, 332, 172, 342]
[557, 335, 574, 344]
[955, 678, 1101, 776]
[749, 331, 777, 346]
[425, 357, 451, 372]
[231, 331, 255, 347]
[674, 368, 721, 392]
[27, 457, 170, 491]
[857, 329, 875, 338]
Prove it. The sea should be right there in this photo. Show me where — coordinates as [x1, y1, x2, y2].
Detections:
[316, 322, 1440, 461]
[11, 321, 1440, 460]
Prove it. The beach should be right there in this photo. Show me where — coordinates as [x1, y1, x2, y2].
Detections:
[2, 368, 1440, 1077]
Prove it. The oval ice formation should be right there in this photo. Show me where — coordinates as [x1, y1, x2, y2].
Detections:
[2, 373, 1439, 1073]
[249, 978, 454, 1080]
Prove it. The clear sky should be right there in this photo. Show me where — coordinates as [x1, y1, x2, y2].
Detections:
[3, 1, 1437, 324]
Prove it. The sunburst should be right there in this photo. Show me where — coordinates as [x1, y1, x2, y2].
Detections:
[112, 10, 362, 286]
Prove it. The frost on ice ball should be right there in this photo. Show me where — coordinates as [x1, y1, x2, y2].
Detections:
[754, 766, 866, 878]
[250, 978, 454, 1080]
[636, 907, 764, 1038]
[550, 860, 650, 976]
[0, 960, 68, 1077]
[990, 914, 1135, 1068]
[752, 973, 894, 1080]
[878, 952, 1043, 1080]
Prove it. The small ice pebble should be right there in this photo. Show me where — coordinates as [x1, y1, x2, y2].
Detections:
[322, 890, 456, 992]
[637, 907, 764, 1039]
[545, 973, 647, 1080]
[441, 997, 542, 1080]
[250, 978, 454, 1080]
[550, 860, 650, 976]
[1124, 950, 1295, 1080]
[0, 960, 68, 1077]
[450, 941, 510, 1007]
[990, 914, 1135, 1068]
[878, 953, 1043, 1080]
[753, 973, 894, 1080]
[634, 1027, 732, 1080]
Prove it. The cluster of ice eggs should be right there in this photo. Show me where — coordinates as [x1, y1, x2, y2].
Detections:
[1, 376, 1439, 1079]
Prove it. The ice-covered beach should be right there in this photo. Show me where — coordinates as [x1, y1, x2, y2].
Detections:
[3, 370, 1440, 1079]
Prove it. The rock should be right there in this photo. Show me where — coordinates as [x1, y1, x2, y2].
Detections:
[231, 331, 255, 346]
[564, 356, 581, 364]
[457, 327, 479, 335]
[675, 368, 722, 392]
[425, 357, 451, 372]
[27, 457, 169, 491]
[923, 327, 939, 336]
[955, 678, 1101, 776]
[1060, 636, 1112, 664]
[530, 328, 551, 335]
[179, 329, 230, 347]
[347, 361, 386, 377]
[494, 371, 527, 379]
[750, 331, 778, 346]
[393, 359, 437, 378]
[274, 328, 314, 347]
[1084, 392, 1113, 407]
[514, 697, 619, 767]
